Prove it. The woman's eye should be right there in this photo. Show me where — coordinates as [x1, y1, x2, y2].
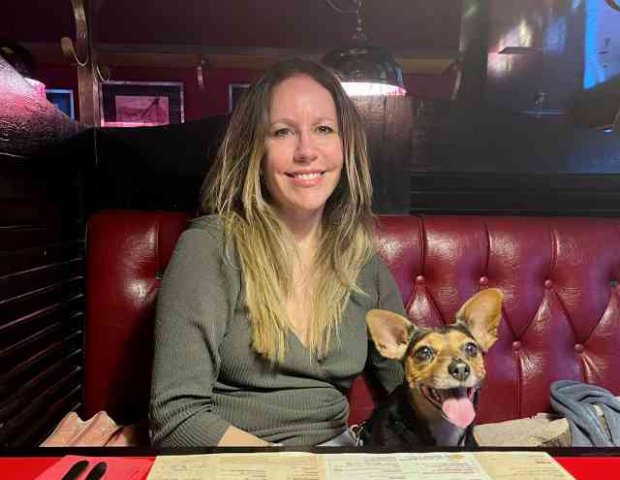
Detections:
[414, 346, 434, 362]
[315, 125, 335, 135]
[464, 342, 479, 358]
[273, 128, 292, 137]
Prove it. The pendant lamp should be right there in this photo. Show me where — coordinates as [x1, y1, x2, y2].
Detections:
[321, 0, 406, 96]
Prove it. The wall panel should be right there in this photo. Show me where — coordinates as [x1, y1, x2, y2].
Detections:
[0, 56, 88, 447]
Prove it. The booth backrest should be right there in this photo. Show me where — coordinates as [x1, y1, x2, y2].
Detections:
[85, 211, 188, 426]
[84, 211, 620, 431]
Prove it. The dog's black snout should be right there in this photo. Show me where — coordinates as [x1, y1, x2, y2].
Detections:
[448, 360, 470, 381]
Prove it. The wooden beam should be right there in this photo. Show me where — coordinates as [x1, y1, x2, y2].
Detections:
[64, 0, 101, 126]
[456, 0, 490, 103]
[26, 42, 455, 75]
[396, 57, 455, 75]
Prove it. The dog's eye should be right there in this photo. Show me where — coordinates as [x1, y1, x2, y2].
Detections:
[464, 342, 479, 357]
[414, 346, 435, 362]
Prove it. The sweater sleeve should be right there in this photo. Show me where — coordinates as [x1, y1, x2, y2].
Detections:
[364, 254, 406, 395]
[150, 223, 234, 446]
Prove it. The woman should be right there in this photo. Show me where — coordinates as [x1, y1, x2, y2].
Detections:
[150, 59, 406, 447]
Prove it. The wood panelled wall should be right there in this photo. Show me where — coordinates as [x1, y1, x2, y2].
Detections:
[0, 57, 86, 447]
[409, 99, 620, 215]
[356, 97, 620, 215]
[410, 172, 620, 215]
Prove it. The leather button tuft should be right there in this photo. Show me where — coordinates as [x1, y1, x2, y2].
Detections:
[544, 279, 553, 289]
[155, 272, 163, 280]
[479, 276, 489, 286]
[415, 275, 425, 285]
[512, 341, 522, 351]
[574, 344, 584, 353]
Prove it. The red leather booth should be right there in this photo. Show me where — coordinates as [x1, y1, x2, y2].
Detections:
[84, 210, 620, 443]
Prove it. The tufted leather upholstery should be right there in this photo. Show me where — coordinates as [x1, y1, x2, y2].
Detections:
[84, 211, 189, 426]
[84, 211, 620, 437]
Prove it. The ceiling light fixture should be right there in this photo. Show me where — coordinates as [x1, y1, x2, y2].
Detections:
[605, 0, 620, 12]
[322, 0, 406, 96]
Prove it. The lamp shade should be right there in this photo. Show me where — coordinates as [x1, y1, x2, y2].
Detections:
[322, 34, 406, 96]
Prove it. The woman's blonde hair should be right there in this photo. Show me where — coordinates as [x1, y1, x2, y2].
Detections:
[201, 58, 375, 362]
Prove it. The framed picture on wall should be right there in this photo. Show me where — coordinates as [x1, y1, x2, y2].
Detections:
[46, 88, 75, 120]
[101, 81, 184, 127]
[228, 83, 250, 113]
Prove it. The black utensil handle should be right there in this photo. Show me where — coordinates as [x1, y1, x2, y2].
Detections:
[60, 460, 89, 480]
[84, 461, 108, 480]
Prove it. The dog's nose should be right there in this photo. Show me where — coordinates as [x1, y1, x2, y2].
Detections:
[448, 360, 470, 381]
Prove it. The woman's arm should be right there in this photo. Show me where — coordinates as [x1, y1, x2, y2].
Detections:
[150, 225, 267, 446]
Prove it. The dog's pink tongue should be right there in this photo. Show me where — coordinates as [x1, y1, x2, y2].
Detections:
[442, 397, 476, 428]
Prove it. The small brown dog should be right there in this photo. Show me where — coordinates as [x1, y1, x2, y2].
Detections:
[360, 288, 503, 447]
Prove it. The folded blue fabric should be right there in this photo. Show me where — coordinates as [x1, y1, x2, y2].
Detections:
[550, 379, 620, 447]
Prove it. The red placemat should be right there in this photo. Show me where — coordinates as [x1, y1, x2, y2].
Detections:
[3, 454, 620, 480]
[2, 457, 58, 480]
[555, 456, 620, 480]
[1, 456, 155, 480]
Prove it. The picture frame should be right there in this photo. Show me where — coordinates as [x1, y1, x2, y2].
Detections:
[228, 83, 250, 113]
[100, 81, 184, 127]
[46, 88, 75, 120]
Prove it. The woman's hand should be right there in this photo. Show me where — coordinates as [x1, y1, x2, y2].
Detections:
[217, 425, 272, 447]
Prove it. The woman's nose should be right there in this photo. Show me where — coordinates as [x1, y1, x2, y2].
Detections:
[293, 130, 318, 162]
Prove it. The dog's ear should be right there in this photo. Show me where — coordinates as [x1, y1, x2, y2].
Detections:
[366, 309, 415, 360]
[455, 288, 503, 352]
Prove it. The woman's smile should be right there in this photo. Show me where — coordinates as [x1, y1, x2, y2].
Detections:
[286, 170, 325, 186]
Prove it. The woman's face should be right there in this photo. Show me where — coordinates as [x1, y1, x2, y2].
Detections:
[263, 74, 344, 224]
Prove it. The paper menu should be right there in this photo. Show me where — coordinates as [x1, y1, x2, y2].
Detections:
[323, 453, 491, 480]
[146, 451, 574, 480]
[474, 452, 575, 480]
[146, 453, 323, 480]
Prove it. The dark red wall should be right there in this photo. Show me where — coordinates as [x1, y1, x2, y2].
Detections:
[36, 63, 454, 123]
[36, 64, 260, 122]
[404, 72, 456, 100]
[36, 64, 80, 120]
[105, 66, 258, 121]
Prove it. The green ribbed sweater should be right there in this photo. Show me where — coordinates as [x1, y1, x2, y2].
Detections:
[150, 215, 405, 446]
